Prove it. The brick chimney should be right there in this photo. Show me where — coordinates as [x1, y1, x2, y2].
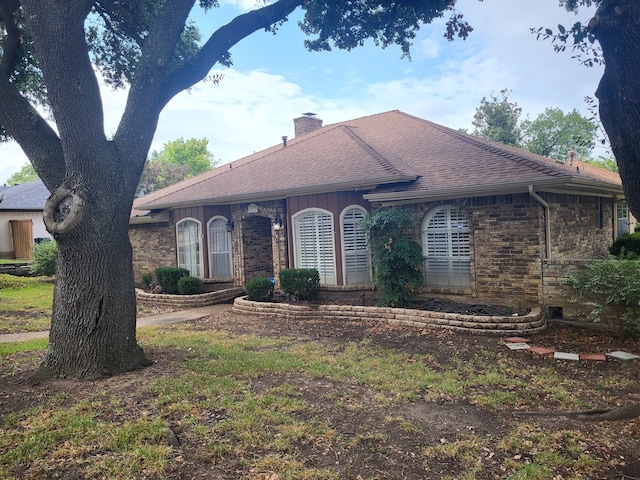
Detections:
[293, 112, 323, 137]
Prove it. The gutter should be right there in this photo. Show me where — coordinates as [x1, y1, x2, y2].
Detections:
[528, 185, 551, 259]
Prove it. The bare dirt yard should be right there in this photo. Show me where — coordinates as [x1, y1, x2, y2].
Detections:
[1, 302, 640, 479]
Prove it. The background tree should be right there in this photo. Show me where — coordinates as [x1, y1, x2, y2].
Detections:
[586, 155, 618, 173]
[0, 0, 474, 380]
[537, 0, 640, 220]
[520, 107, 597, 161]
[136, 137, 215, 197]
[471, 89, 522, 146]
[5, 162, 38, 185]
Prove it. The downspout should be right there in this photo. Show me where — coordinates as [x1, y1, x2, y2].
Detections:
[528, 185, 551, 259]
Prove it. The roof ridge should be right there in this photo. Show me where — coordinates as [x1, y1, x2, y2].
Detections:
[340, 124, 415, 177]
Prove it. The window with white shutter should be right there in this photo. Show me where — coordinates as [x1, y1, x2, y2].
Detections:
[293, 209, 336, 285]
[422, 206, 470, 287]
[176, 218, 203, 277]
[207, 217, 233, 279]
[341, 206, 371, 285]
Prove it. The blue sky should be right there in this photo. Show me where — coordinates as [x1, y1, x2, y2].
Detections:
[0, 0, 605, 185]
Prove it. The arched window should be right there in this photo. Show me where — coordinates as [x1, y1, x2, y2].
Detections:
[293, 208, 336, 285]
[341, 206, 371, 285]
[207, 216, 233, 279]
[176, 218, 203, 278]
[422, 205, 470, 288]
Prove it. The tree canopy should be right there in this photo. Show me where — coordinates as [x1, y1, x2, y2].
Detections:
[471, 91, 597, 162]
[5, 162, 38, 185]
[136, 137, 215, 196]
[472, 89, 522, 147]
[521, 107, 597, 161]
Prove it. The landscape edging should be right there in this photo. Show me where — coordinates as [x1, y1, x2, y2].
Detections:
[232, 296, 547, 335]
[136, 287, 245, 308]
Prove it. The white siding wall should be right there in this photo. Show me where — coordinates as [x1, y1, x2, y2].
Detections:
[0, 211, 49, 257]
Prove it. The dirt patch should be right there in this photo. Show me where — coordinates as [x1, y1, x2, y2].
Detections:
[266, 293, 530, 316]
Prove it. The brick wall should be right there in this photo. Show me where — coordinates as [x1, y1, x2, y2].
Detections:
[404, 193, 617, 310]
[546, 193, 613, 259]
[405, 195, 544, 309]
[129, 220, 175, 285]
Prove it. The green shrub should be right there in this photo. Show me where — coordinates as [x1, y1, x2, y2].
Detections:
[30, 239, 57, 277]
[360, 208, 423, 307]
[610, 232, 640, 257]
[245, 277, 274, 301]
[278, 268, 320, 300]
[565, 258, 640, 337]
[155, 267, 190, 294]
[141, 273, 153, 286]
[177, 276, 201, 295]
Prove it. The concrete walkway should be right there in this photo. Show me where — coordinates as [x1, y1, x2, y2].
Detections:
[0, 303, 233, 344]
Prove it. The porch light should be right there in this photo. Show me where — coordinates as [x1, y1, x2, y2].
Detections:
[273, 213, 283, 231]
[226, 220, 234, 232]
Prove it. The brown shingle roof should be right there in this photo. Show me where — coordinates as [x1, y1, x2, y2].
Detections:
[136, 110, 622, 211]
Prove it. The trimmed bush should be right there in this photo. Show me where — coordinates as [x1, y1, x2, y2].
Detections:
[141, 273, 153, 286]
[177, 276, 201, 295]
[245, 277, 274, 301]
[30, 239, 57, 277]
[610, 232, 640, 257]
[278, 268, 320, 300]
[566, 258, 640, 337]
[155, 267, 190, 294]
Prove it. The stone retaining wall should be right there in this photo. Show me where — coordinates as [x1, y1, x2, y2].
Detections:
[233, 297, 546, 335]
[136, 287, 244, 309]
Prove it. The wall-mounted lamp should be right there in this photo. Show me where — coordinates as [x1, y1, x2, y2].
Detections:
[273, 213, 283, 231]
[226, 220, 234, 232]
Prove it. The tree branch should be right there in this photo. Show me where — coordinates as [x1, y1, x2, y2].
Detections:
[20, 0, 105, 165]
[0, 62, 65, 190]
[0, 0, 21, 78]
[161, 0, 303, 105]
[114, 0, 196, 182]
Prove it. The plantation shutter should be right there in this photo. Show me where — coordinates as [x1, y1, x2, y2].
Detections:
[422, 206, 470, 287]
[295, 210, 336, 285]
[208, 218, 233, 279]
[177, 219, 202, 277]
[342, 208, 371, 284]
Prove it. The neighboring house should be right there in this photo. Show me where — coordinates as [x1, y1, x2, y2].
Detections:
[130, 110, 632, 317]
[0, 180, 51, 259]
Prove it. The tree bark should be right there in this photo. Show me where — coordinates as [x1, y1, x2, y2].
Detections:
[34, 176, 151, 380]
[591, 0, 640, 220]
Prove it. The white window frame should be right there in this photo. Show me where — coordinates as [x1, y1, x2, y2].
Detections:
[422, 205, 471, 288]
[292, 208, 337, 285]
[207, 216, 233, 280]
[616, 200, 630, 238]
[340, 206, 371, 285]
[176, 218, 203, 278]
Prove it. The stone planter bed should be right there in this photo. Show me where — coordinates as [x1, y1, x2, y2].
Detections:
[136, 287, 245, 309]
[233, 296, 546, 335]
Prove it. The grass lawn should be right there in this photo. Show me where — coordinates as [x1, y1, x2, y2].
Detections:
[0, 298, 639, 479]
[0, 275, 53, 334]
[0, 275, 640, 480]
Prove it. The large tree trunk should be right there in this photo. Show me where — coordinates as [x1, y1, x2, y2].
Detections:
[33, 153, 150, 380]
[591, 0, 640, 220]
